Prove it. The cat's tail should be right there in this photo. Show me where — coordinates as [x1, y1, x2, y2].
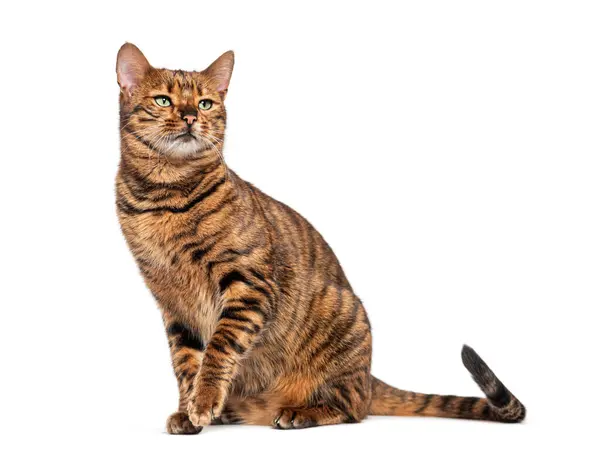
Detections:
[368, 345, 526, 423]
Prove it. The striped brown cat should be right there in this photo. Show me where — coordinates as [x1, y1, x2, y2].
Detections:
[115, 43, 526, 434]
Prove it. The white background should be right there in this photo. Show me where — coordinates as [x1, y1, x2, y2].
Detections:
[1, 1, 598, 462]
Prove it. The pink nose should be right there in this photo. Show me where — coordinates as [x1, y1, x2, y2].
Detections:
[183, 114, 197, 125]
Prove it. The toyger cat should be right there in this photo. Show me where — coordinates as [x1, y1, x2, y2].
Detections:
[115, 43, 526, 434]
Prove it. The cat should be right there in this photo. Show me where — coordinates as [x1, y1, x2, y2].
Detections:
[115, 43, 526, 434]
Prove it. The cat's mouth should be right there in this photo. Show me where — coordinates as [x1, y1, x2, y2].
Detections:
[164, 130, 206, 158]
[173, 131, 196, 141]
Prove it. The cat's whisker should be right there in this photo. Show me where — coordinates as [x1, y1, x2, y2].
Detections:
[201, 135, 230, 182]
[119, 125, 159, 144]
[119, 117, 159, 138]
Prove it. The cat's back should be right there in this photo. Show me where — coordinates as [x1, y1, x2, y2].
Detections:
[241, 178, 352, 291]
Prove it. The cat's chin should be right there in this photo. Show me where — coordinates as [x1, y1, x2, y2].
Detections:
[165, 137, 206, 159]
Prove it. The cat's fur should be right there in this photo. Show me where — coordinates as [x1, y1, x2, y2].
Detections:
[115, 43, 526, 434]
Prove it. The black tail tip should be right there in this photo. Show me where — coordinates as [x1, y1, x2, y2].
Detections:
[461, 344, 504, 400]
[461, 344, 526, 422]
[461, 344, 492, 378]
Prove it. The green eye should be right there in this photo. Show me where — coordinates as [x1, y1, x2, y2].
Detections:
[199, 99, 213, 110]
[154, 96, 171, 107]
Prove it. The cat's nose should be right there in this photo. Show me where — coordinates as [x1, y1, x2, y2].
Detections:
[182, 114, 197, 126]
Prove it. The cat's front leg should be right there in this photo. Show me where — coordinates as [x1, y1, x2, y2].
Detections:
[187, 270, 272, 427]
[163, 316, 205, 434]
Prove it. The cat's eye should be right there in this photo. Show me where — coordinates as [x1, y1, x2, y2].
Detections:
[154, 96, 172, 107]
[199, 99, 213, 111]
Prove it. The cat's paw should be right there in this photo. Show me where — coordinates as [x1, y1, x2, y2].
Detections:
[166, 411, 203, 435]
[187, 384, 226, 427]
[273, 409, 317, 430]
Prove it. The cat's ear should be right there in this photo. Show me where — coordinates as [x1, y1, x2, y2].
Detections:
[116, 43, 151, 98]
[203, 51, 234, 96]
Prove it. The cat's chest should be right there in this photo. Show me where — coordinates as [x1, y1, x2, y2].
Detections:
[121, 211, 221, 341]
[121, 211, 187, 267]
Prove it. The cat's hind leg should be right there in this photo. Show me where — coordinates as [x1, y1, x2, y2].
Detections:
[270, 366, 372, 430]
[213, 396, 365, 429]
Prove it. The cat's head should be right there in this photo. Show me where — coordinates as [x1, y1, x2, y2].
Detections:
[116, 43, 233, 159]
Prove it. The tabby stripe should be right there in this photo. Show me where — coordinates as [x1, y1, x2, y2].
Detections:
[119, 176, 174, 202]
[198, 159, 223, 176]
[481, 404, 491, 418]
[118, 178, 150, 202]
[124, 125, 161, 153]
[119, 159, 161, 192]
[214, 246, 257, 261]
[324, 327, 370, 365]
[176, 369, 191, 381]
[220, 321, 262, 338]
[229, 297, 262, 306]
[220, 308, 263, 324]
[220, 305, 267, 321]
[201, 376, 228, 387]
[210, 340, 229, 354]
[297, 290, 324, 338]
[303, 289, 341, 354]
[121, 156, 206, 193]
[183, 233, 222, 263]
[117, 178, 226, 215]
[330, 366, 369, 383]
[440, 395, 457, 411]
[175, 353, 192, 366]
[219, 333, 246, 355]
[201, 355, 231, 371]
[248, 268, 278, 303]
[131, 105, 159, 118]
[350, 299, 360, 319]
[310, 322, 342, 358]
[220, 321, 260, 335]
[182, 230, 226, 255]
[207, 252, 250, 273]
[177, 195, 236, 242]
[152, 177, 226, 214]
[415, 394, 435, 414]
[248, 268, 269, 285]
[247, 281, 273, 304]
[355, 384, 367, 401]
[119, 176, 177, 203]
[191, 247, 211, 262]
[219, 268, 275, 308]
[459, 397, 480, 416]
[328, 396, 353, 421]
[312, 309, 355, 359]
[167, 323, 205, 351]
[116, 196, 138, 215]
[218, 270, 251, 292]
[335, 384, 354, 408]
